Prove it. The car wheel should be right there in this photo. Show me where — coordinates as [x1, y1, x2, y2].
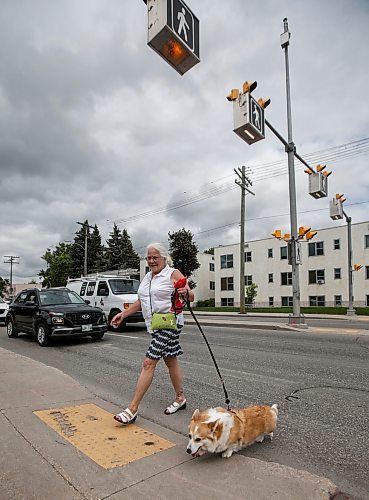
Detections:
[91, 332, 105, 341]
[36, 323, 50, 347]
[6, 318, 18, 338]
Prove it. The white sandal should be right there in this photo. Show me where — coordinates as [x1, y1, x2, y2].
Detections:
[113, 408, 138, 424]
[164, 399, 187, 415]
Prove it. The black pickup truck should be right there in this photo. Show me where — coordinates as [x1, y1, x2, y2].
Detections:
[5, 287, 107, 346]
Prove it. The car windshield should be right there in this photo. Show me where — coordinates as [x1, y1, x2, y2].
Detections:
[39, 290, 86, 305]
[109, 279, 139, 294]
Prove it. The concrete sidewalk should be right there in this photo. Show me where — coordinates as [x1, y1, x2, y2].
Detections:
[0, 347, 345, 500]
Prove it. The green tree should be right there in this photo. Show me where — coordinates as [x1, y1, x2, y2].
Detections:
[203, 247, 214, 255]
[88, 224, 105, 273]
[39, 243, 72, 287]
[245, 283, 258, 306]
[121, 228, 140, 270]
[168, 228, 200, 286]
[105, 223, 123, 270]
[0, 277, 10, 297]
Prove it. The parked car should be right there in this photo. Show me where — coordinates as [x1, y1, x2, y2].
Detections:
[67, 275, 144, 331]
[5, 287, 108, 346]
[0, 297, 9, 324]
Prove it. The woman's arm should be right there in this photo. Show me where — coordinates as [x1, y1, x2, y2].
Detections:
[171, 270, 195, 303]
[111, 299, 141, 327]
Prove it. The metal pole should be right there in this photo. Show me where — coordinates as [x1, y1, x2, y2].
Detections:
[343, 210, 355, 315]
[281, 18, 305, 326]
[240, 166, 246, 313]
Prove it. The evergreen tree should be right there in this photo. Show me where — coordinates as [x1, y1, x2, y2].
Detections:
[168, 228, 200, 286]
[105, 223, 124, 270]
[121, 229, 140, 270]
[89, 224, 105, 273]
[70, 221, 88, 277]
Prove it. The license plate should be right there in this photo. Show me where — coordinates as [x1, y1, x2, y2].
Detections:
[82, 324, 92, 332]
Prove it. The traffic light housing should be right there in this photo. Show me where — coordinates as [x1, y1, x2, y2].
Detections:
[336, 193, 347, 203]
[298, 226, 311, 238]
[354, 264, 363, 271]
[305, 230, 318, 240]
[257, 97, 271, 109]
[226, 89, 240, 101]
[271, 229, 282, 239]
[242, 80, 257, 94]
[316, 164, 325, 172]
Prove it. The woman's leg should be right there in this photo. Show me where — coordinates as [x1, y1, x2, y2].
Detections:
[164, 356, 185, 403]
[128, 357, 158, 413]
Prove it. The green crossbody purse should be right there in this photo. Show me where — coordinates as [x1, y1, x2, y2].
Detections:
[149, 277, 177, 331]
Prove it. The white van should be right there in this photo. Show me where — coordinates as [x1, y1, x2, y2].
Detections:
[66, 275, 144, 330]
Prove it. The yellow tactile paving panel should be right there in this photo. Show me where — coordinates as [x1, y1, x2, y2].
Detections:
[34, 403, 175, 469]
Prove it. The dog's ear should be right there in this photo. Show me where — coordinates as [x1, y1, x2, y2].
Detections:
[191, 409, 200, 420]
[207, 419, 221, 432]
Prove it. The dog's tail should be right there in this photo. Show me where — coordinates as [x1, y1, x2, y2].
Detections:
[271, 404, 278, 415]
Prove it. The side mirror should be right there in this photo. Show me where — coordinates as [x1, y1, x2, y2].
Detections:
[84, 299, 90, 304]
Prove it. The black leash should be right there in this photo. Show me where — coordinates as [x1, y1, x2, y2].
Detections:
[172, 289, 231, 410]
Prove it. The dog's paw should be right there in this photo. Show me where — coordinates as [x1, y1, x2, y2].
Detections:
[221, 449, 233, 458]
[255, 435, 265, 443]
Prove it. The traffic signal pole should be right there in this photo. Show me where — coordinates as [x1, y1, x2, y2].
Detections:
[343, 211, 355, 315]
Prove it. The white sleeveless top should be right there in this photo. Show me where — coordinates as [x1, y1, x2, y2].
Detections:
[138, 265, 184, 332]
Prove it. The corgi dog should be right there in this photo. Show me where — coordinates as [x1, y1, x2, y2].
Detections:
[187, 404, 278, 459]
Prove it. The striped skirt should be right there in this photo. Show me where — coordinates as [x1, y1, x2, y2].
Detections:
[146, 327, 183, 360]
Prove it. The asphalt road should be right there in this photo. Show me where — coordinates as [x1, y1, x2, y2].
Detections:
[1, 323, 368, 499]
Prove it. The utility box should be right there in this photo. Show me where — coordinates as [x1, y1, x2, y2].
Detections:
[147, 0, 200, 75]
[330, 198, 343, 220]
[232, 93, 265, 145]
[309, 172, 328, 198]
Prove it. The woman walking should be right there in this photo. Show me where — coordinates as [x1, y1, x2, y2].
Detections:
[111, 242, 194, 424]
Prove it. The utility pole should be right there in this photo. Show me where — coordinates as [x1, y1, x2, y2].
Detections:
[76, 221, 94, 276]
[234, 166, 255, 314]
[3, 255, 19, 296]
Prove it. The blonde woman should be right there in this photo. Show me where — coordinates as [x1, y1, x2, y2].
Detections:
[111, 242, 194, 424]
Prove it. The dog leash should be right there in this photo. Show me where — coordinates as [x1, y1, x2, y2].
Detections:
[172, 281, 232, 410]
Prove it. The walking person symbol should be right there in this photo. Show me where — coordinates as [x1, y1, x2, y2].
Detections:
[177, 7, 189, 41]
[253, 104, 261, 130]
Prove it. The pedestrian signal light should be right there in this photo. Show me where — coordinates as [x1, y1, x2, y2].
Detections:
[226, 89, 240, 101]
[305, 230, 318, 240]
[316, 164, 326, 172]
[354, 264, 363, 271]
[298, 226, 311, 237]
[242, 80, 257, 94]
[257, 97, 271, 109]
[335, 193, 346, 203]
[271, 229, 282, 239]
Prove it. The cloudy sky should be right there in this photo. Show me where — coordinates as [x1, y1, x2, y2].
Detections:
[1, 0, 368, 283]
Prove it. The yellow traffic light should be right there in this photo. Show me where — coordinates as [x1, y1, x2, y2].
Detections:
[304, 167, 314, 175]
[226, 88, 240, 101]
[282, 233, 291, 241]
[316, 164, 326, 172]
[305, 230, 318, 240]
[242, 80, 257, 94]
[298, 226, 311, 237]
[322, 170, 332, 177]
[335, 193, 347, 203]
[271, 229, 282, 239]
[257, 97, 271, 109]
[354, 264, 363, 271]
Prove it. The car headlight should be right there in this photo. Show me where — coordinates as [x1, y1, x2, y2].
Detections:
[49, 312, 65, 324]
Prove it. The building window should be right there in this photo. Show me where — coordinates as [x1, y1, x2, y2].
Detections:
[334, 295, 342, 306]
[309, 296, 325, 306]
[268, 273, 274, 283]
[220, 254, 233, 269]
[209, 262, 215, 272]
[281, 296, 293, 307]
[268, 248, 273, 258]
[280, 247, 288, 260]
[366, 266, 369, 280]
[221, 277, 234, 291]
[334, 268, 341, 279]
[210, 281, 215, 290]
[245, 251, 252, 262]
[308, 241, 324, 256]
[333, 239, 340, 250]
[244, 275, 253, 286]
[221, 297, 234, 307]
[281, 272, 292, 286]
[269, 297, 274, 306]
[366, 295, 369, 307]
[309, 269, 325, 284]
[365, 235, 369, 249]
